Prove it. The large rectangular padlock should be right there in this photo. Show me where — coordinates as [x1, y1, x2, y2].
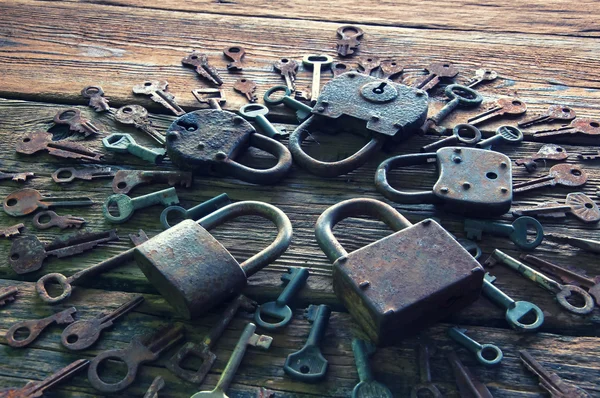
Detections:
[315, 198, 484, 346]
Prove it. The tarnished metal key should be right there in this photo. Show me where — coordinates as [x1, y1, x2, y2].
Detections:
[466, 68, 498, 89]
[133, 80, 185, 116]
[420, 84, 482, 134]
[336, 25, 364, 57]
[448, 327, 502, 366]
[224, 46, 245, 70]
[114, 104, 166, 145]
[82, 85, 110, 112]
[103, 133, 166, 164]
[143, 376, 165, 398]
[239, 104, 286, 138]
[447, 351, 493, 398]
[0, 171, 34, 182]
[357, 56, 380, 76]
[16, 131, 103, 161]
[464, 216, 544, 250]
[263, 86, 313, 122]
[274, 58, 299, 91]
[53, 108, 101, 137]
[421, 124, 482, 152]
[3, 188, 93, 217]
[351, 339, 392, 398]
[515, 144, 569, 173]
[6, 307, 77, 348]
[103, 187, 179, 223]
[576, 149, 600, 160]
[88, 324, 185, 393]
[182, 51, 224, 86]
[192, 88, 226, 110]
[32, 210, 86, 230]
[513, 164, 587, 193]
[332, 61, 352, 77]
[518, 104, 576, 128]
[160, 193, 231, 229]
[380, 60, 404, 80]
[52, 166, 115, 183]
[545, 233, 600, 254]
[303, 54, 334, 102]
[61, 295, 144, 350]
[532, 117, 600, 139]
[414, 62, 459, 92]
[190, 322, 272, 398]
[0, 223, 25, 238]
[468, 97, 527, 126]
[112, 170, 192, 195]
[476, 125, 523, 148]
[0, 286, 18, 306]
[410, 343, 443, 398]
[233, 78, 258, 102]
[512, 192, 600, 223]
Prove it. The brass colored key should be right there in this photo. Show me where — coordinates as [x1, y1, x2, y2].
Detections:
[132, 80, 185, 116]
[413, 62, 459, 92]
[468, 97, 527, 126]
[82, 85, 110, 112]
[233, 78, 258, 102]
[53, 108, 101, 137]
[16, 131, 103, 162]
[466, 68, 498, 89]
[182, 51, 223, 86]
[513, 164, 587, 193]
[302, 54, 334, 102]
[512, 192, 600, 223]
[336, 25, 364, 57]
[6, 307, 77, 348]
[223, 46, 245, 70]
[114, 104, 166, 145]
[3, 188, 93, 217]
[518, 104, 576, 128]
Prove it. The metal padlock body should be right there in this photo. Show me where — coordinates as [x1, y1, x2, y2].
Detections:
[315, 198, 484, 346]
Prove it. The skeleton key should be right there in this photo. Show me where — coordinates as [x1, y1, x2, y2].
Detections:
[223, 46, 245, 70]
[475, 125, 523, 148]
[357, 56, 381, 76]
[53, 108, 101, 137]
[420, 84, 483, 134]
[380, 60, 404, 80]
[468, 98, 527, 126]
[336, 25, 364, 57]
[332, 61, 352, 77]
[239, 104, 286, 138]
[545, 233, 600, 254]
[161, 193, 231, 229]
[143, 376, 165, 398]
[486, 249, 594, 315]
[6, 307, 77, 348]
[9, 229, 119, 274]
[61, 295, 144, 350]
[0, 223, 25, 238]
[519, 350, 591, 398]
[414, 62, 459, 92]
[192, 88, 226, 110]
[518, 104, 576, 128]
[102, 133, 166, 164]
[263, 86, 313, 122]
[112, 170, 193, 195]
[351, 339, 393, 398]
[302, 54, 334, 102]
[0, 171, 34, 182]
[532, 117, 600, 139]
[3, 188, 93, 217]
[512, 192, 600, 223]
[284, 304, 331, 382]
[410, 344, 443, 398]
[114, 104, 166, 145]
[132, 80, 185, 116]
[182, 51, 224, 86]
[466, 68, 498, 89]
[103, 187, 179, 223]
[421, 124, 482, 152]
[273, 58, 299, 91]
[0, 358, 90, 398]
[255, 267, 309, 330]
[88, 324, 185, 393]
[167, 295, 257, 384]
[447, 351, 493, 398]
[0, 286, 18, 306]
[448, 327, 503, 366]
[233, 78, 258, 102]
[190, 322, 272, 398]
[16, 131, 103, 161]
[513, 164, 588, 193]
[515, 144, 569, 173]
[82, 85, 110, 112]
[464, 216, 544, 250]
[51, 166, 115, 183]
[32, 210, 86, 230]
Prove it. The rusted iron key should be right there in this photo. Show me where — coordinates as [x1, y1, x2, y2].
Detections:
[421, 124, 482, 152]
[51, 167, 115, 183]
[513, 164, 587, 194]
[133, 80, 185, 116]
[3, 188, 93, 217]
[114, 104, 166, 145]
[82, 85, 110, 112]
[192, 88, 226, 109]
[88, 324, 185, 393]
[332, 61, 352, 77]
[518, 104, 576, 128]
[61, 295, 144, 350]
[233, 78, 258, 102]
[466, 68, 498, 89]
[6, 307, 77, 348]
[143, 376, 165, 398]
[468, 97, 527, 126]
[357, 56, 380, 76]
[380, 60, 404, 80]
[16, 131, 103, 161]
[112, 170, 192, 195]
[545, 233, 600, 254]
[410, 344, 443, 397]
[532, 117, 600, 139]
[273, 58, 299, 91]
[167, 295, 257, 384]
[512, 192, 600, 223]
[0, 171, 34, 182]
[53, 108, 102, 137]
[182, 51, 223, 86]
[515, 144, 569, 173]
[224, 46, 245, 70]
[32, 210, 86, 230]
[351, 339, 392, 398]
[447, 351, 493, 398]
[420, 84, 482, 134]
[0, 286, 18, 306]
[0, 223, 25, 238]
[336, 25, 364, 57]
[413, 62, 459, 92]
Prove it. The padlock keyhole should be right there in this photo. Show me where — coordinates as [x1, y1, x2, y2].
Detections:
[372, 82, 387, 94]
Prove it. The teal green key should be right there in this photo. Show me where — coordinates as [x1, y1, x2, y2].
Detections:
[448, 327, 503, 367]
[103, 133, 166, 164]
[464, 216, 544, 250]
[103, 187, 179, 223]
[263, 85, 313, 122]
[351, 339, 392, 398]
[239, 104, 286, 138]
[160, 193, 231, 229]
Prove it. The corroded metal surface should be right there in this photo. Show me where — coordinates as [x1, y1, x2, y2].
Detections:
[6, 307, 77, 348]
[15, 131, 103, 161]
[112, 170, 192, 195]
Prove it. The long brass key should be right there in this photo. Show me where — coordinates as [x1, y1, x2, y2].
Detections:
[302, 54, 333, 102]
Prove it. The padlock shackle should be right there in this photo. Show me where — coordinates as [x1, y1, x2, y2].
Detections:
[374, 152, 439, 203]
[315, 198, 412, 262]
[198, 201, 293, 277]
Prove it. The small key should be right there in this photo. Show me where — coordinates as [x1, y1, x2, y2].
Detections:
[192, 88, 226, 110]
[233, 78, 258, 102]
[513, 163, 588, 194]
[9, 229, 119, 274]
[0, 171, 34, 182]
[6, 307, 77, 348]
[448, 327, 502, 366]
[32, 210, 86, 230]
[61, 295, 144, 350]
[475, 125, 523, 148]
[420, 84, 483, 134]
[284, 304, 331, 382]
[132, 80, 185, 116]
[351, 339, 392, 398]
[191, 322, 272, 398]
[336, 25, 364, 57]
[518, 104, 576, 128]
[103, 187, 179, 223]
[410, 344, 443, 398]
[88, 324, 185, 393]
[331, 61, 352, 77]
[274, 58, 299, 91]
[303, 54, 334, 102]
[515, 144, 569, 173]
[167, 295, 257, 384]
[464, 216, 544, 250]
[414, 62, 459, 92]
[0, 286, 18, 306]
[16, 131, 103, 161]
[224, 46, 245, 70]
[103, 133, 166, 164]
[161, 193, 230, 229]
[143, 376, 165, 398]
[239, 104, 285, 138]
[447, 351, 493, 398]
[357, 56, 380, 76]
[545, 233, 600, 254]
[468, 98, 527, 126]
[379, 60, 404, 80]
[512, 192, 600, 223]
[255, 267, 309, 330]
[466, 68, 498, 89]
[486, 249, 594, 315]
[51, 166, 115, 183]
[3, 188, 93, 217]
[53, 108, 101, 137]
[421, 124, 482, 152]
[532, 117, 600, 139]
[0, 223, 25, 238]
[82, 85, 110, 112]
[264, 86, 313, 122]
[519, 350, 591, 398]
[114, 104, 166, 145]
[295, 89, 312, 102]
[182, 51, 223, 86]
[0, 358, 89, 398]
[112, 170, 193, 195]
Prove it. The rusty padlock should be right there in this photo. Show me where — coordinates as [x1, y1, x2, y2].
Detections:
[315, 198, 484, 346]
[134, 201, 293, 319]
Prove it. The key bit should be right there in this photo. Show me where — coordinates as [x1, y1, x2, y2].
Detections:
[143, 376, 165, 398]
[53, 108, 101, 137]
[467, 68, 498, 89]
[16, 131, 103, 162]
[515, 144, 569, 172]
[0, 171, 35, 182]
[512, 192, 600, 223]
[357, 56, 380, 76]
[447, 351, 493, 398]
[533, 117, 600, 139]
[32, 210, 86, 230]
[336, 25, 364, 57]
[114, 104, 166, 146]
[576, 149, 600, 160]
[0, 223, 25, 238]
[0, 286, 18, 306]
[192, 88, 226, 110]
[112, 170, 192, 195]
[132, 80, 185, 116]
[518, 104, 576, 128]
[233, 78, 258, 102]
[6, 307, 77, 348]
[274, 58, 299, 91]
[545, 233, 600, 254]
[3, 188, 94, 217]
[513, 164, 588, 194]
[223, 46, 245, 70]
[51, 166, 115, 183]
[81, 85, 110, 112]
[182, 51, 224, 86]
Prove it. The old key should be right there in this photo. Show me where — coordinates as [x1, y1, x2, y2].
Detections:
[143, 376, 165, 398]
[512, 192, 600, 223]
[410, 344, 443, 397]
[61, 295, 144, 350]
[53, 108, 101, 137]
[414, 62, 459, 92]
[133, 80, 185, 116]
[0, 286, 18, 306]
[532, 117, 600, 140]
[351, 339, 392, 398]
[112, 170, 192, 195]
[263, 86, 313, 122]
[380, 60, 403, 80]
[0, 171, 34, 182]
[114, 104, 166, 145]
[336, 25, 364, 57]
[234, 78, 258, 102]
[102, 133, 166, 164]
[466, 68, 498, 89]
[32, 210, 86, 230]
[274, 58, 299, 91]
[464, 216, 544, 250]
[518, 104, 576, 128]
[224, 46, 245, 70]
[476, 125, 523, 148]
[52, 167, 116, 183]
[239, 104, 286, 138]
[0, 224, 24, 238]
[357, 56, 380, 76]
[515, 144, 569, 173]
[448, 327, 503, 366]
[182, 51, 223, 86]
[6, 307, 77, 348]
[16, 131, 103, 161]
[468, 98, 527, 126]
[513, 164, 588, 194]
[103, 187, 179, 223]
[332, 62, 352, 77]
[421, 124, 482, 152]
[160, 193, 231, 229]
[303, 54, 334, 102]
[420, 84, 482, 134]
[3, 188, 93, 217]
[545, 233, 600, 254]
[447, 351, 493, 398]
[82, 85, 110, 112]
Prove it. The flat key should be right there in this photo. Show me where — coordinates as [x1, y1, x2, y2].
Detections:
[0, 223, 25, 238]
[464, 216, 544, 250]
[467, 68, 498, 89]
[143, 376, 165, 398]
[3, 188, 93, 217]
[284, 304, 331, 382]
[132, 80, 185, 116]
[336, 25, 364, 57]
[82, 85, 110, 112]
[512, 192, 600, 223]
[9, 229, 119, 274]
[302, 54, 334, 102]
[161, 193, 231, 229]
[112, 170, 193, 195]
[6, 307, 77, 348]
[233, 78, 258, 102]
[223, 46, 245, 70]
[448, 327, 503, 366]
[515, 144, 569, 173]
[420, 84, 482, 134]
[351, 339, 392, 398]
[61, 295, 144, 350]
[239, 104, 285, 138]
[421, 124, 482, 152]
[518, 104, 576, 128]
[447, 351, 493, 398]
[255, 267, 309, 330]
[16, 131, 103, 161]
[0, 286, 18, 306]
[32, 210, 86, 230]
[182, 51, 224, 86]
[468, 97, 527, 126]
[114, 104, 166, 145]
[532, 117, 600, 139]
[88, 324, 185, 393]
[380, 59, 404, 80]
[0, 171, 34, 182]
[103, 133, 166, 164]
[576, 149, 600, 160]
[545, 233, 600, 254]
[410, 344, 443, 398]
[103, 187, 179, 223]
[475, 125, 523, 148]
[263, 86, 313, 122]
[332, 61, 352, 77]
[52, 167, 115, 183]
[414, 62, 459, 92]
[192, 88, 226, 110]
[167, 295, 257, 384]
[273, 58, 299, 91]
[513, 163, 588, 193]
[53, 108, 101, 137]
[357, 56, 380, 76]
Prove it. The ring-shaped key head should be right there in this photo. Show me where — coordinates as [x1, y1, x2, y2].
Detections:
[452, 124, 482, 145]
[555, 285, 595, 315]
[239, 104, 286, 138]
[444, 84, 483, 107]
[81, 85, 105, 98]
[239, 103, 269, 119]
[505, 301, 545, 331]
[254, 301, 293, 330]
[476, 344, 503, 366]
[103, 194, 134, 223]
[477, 125, 524, 148]
[102, 133, 135, 153]
[263, 85, 291, 106]
[53, 108, 81, 124]
[36, 273, 72, 303]
[510, 216, 544, 250]
[159, 205, 187, 229]
[115, 104, 147, 124]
